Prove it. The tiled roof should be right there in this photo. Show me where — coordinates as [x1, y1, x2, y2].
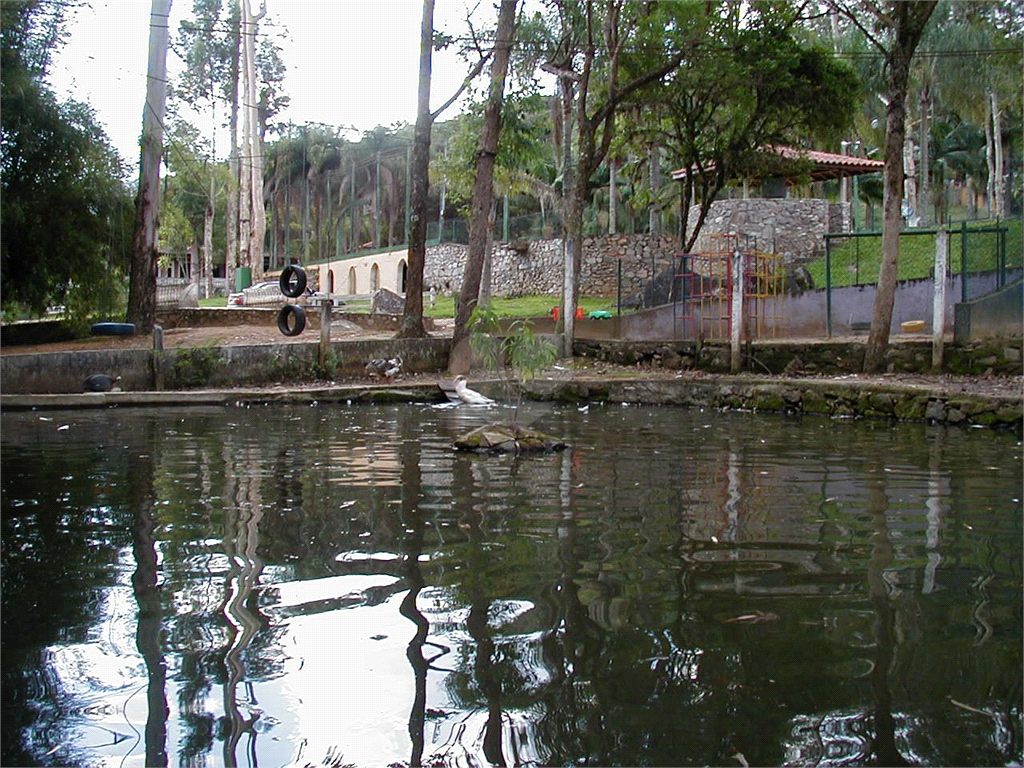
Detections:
[671, 144, 885, 183]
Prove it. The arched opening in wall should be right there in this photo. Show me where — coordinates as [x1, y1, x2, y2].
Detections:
[370, 263, 380, 292]
[348, 267, 357, 294]
[398, 260, 408, 294]
[327, 270, 335, 294]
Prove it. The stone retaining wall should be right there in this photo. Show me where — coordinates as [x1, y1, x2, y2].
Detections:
[425, 233, 680, 300]
[685, 198, 839, 260]
[423, 200, 838, 300]
[518, 377, 1022, 429]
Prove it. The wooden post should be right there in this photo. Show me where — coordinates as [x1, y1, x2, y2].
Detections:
[932, 228, 948, 370]
[319, 299, 332, 367]
[730, 249, 744, 373]
[152, 324, 164, 390]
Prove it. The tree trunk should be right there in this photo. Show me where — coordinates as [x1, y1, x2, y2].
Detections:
[244, 3, 266, 280]
[648, 145, 661, 235]
[127, 0, 171, 334]
[863, 1, 937, 373]
[225, 14, 240, 292]
[203, 173, 215, 299]
[450, 0, 518, 364]
[918, 85, 931, 225]
[903, 127, 918, 226]
[397, 0, 435, 339]
[559, 75, 577, 351]
[239, 0, 264, 280]
[989, 89, 1005, 218]
[479, 198, 497, 305]
[608, 156, 617, 234]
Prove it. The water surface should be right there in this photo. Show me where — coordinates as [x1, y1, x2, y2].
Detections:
[2, 402, 1021, 767]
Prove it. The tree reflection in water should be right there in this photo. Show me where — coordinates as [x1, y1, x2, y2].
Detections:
[2, 405, 1021, 767]
[127, 421, 168, 767]
[219, 441, 269, 768]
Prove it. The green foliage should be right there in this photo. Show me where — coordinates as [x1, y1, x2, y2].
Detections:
[168, 346, 224, 389]
[622, 2, 860, 248]
[312, 347, 339, 381]
[0, 0, 134, 317]
[467, 304, 557, 384]
[62, 261, 129, 336]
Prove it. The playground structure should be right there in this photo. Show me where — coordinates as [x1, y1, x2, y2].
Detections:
[672, 234, 786, 343]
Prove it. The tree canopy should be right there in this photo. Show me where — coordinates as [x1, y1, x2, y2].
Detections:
[1, 0, 134, 320]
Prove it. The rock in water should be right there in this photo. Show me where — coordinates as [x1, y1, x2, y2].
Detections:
[454, 423, 566, 454]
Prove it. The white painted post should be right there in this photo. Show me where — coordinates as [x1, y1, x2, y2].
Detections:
[730, 249, 744, 373]
[932, 228, 948, 370]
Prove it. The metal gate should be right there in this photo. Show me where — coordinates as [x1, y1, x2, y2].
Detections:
[672, 234, 785, 341]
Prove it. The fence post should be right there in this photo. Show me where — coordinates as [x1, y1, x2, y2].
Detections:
[932, 228, 948, 370]
[730, 249, 744, 373]
[319, 299, 332, 367]
[960, 220, 968, 303]
[825, 237, 833, 338]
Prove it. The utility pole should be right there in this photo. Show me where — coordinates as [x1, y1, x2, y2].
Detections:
[127, 0, 171, 333]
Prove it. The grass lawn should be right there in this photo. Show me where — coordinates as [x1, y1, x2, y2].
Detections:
[423, 295, 616, 318]
[806, 218, 1022, 290]
[199, 294, 619, 318]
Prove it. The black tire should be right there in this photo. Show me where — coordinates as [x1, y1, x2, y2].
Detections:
[90, 322, 136, 336]
[279, 265, 307, 298]
[277, 304, 306, 336]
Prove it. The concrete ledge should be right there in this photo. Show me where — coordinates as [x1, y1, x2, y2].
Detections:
[1, 337, 452, 394]
[0, 382, 450, 410]
[6, 374, 1017, 431]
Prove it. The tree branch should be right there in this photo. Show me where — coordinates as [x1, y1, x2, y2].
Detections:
[431, 52, 491, 120]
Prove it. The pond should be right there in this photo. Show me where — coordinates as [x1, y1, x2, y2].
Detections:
[1, 401, 1021, 767]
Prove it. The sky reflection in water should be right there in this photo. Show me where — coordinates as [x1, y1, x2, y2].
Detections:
[1, 402, 1021, 767]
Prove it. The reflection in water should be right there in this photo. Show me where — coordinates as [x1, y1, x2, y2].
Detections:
[1, 404, 1021, 767]
[127, 433, 168, 768]
[220, 441, 268, 768]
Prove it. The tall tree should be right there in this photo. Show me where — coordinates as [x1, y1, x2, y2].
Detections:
[627, 3, 859, 252]
[239, 0, 266, 280]
[450, 0, 519, 366]
[174, 0, 287, 288]
[536, 0, 686, 350]
[398, 0, 488, 339]
[127, 0, 172, 333]
[836, 1, 938, 373]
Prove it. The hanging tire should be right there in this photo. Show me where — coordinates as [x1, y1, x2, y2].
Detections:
[279, 264, 307, 298]
[277, 304, 306, 336]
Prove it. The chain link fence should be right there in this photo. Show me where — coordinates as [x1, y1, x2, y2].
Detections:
[818, 218, 1022, 301]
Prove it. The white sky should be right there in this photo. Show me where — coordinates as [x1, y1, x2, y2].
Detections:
[47, 0, 494, 173]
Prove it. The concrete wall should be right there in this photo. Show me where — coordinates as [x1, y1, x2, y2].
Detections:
[314, 249, 410, 297]
[1, 338, 451, 394]
[955, 278, 1024, 343]
[615, 269, 1024, 341]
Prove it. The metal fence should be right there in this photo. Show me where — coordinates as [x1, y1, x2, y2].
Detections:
[821, 218, 1021, 301]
